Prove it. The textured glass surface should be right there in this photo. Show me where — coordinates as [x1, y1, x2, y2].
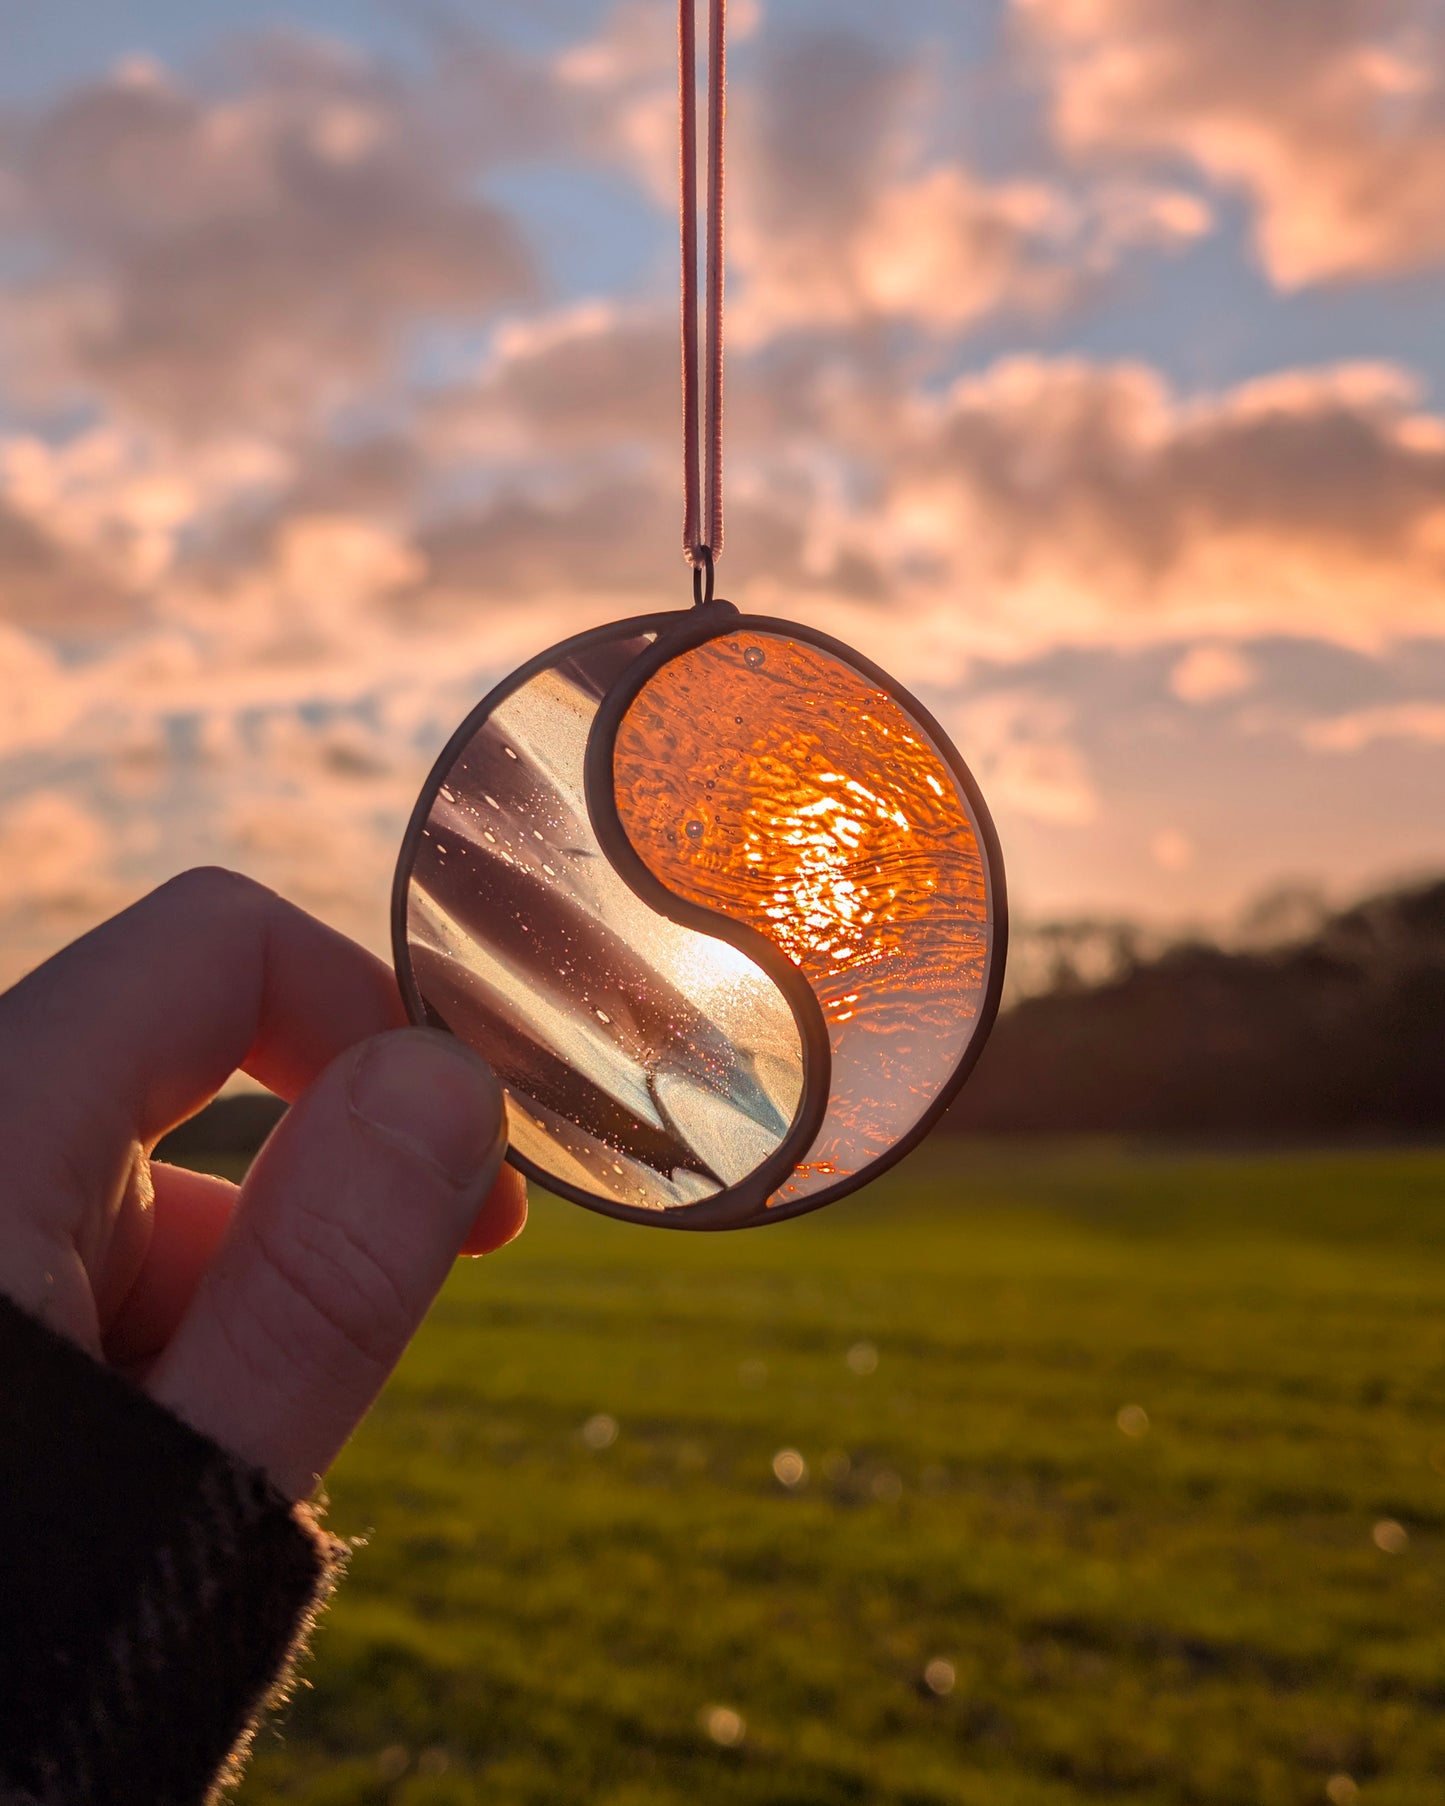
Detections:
[613, 631, 994, 1202]
[404, 629, 805, 1212]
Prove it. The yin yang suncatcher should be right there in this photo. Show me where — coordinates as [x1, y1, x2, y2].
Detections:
[392, 600, 1005, 1228]
[390, 0, 1007, 1229]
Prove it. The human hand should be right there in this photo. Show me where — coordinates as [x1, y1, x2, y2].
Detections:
[0, 868, 525, 1501]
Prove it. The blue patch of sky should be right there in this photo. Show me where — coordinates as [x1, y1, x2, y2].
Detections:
[0, 0, 608, 99]
[484, 164, 671, 303]
[1055, 236, 1445, 406]
[778, 0, 999, 57]
[0, 0, 980, 101]
[936, 199, 1445, 407]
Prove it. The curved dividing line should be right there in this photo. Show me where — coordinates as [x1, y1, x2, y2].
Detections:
[393, 604, 1008, 1233]
[583, 602, 834, 1230]
[390, 605, 828, 1232]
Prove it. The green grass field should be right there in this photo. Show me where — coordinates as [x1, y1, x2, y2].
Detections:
[236, 1143, 1445, 1806]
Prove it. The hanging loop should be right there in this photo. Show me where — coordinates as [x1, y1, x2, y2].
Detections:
[691, 543, 716, 608]
[680, 0, 726, 596]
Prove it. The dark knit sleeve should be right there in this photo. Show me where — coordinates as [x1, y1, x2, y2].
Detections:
[0, 1293, 346, 1806]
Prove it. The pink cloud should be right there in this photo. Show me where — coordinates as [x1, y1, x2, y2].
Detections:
[1302, 701, 1445, 750]
[883, 357, 1445, 654]
[1169, 644, 1259, 703]
[729, 28, 1210, 339]
[1020, 0, 1445, 284]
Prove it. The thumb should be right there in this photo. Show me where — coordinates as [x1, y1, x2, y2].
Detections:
[148, 1029, 511, 1500]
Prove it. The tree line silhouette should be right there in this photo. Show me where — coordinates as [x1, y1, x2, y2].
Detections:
[947, 878, 1445, 1138]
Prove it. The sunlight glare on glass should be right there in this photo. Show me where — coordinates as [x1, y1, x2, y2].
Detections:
[679, 929, 768, 996]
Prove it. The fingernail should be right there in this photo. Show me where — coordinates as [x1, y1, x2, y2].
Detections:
[349, 1030, 504, 1191]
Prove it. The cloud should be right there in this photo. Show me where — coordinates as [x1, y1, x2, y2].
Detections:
[0, 421, 290, 632]
[554, 0, 686, 202]
[1301, 701, 1445, 750]
[0, 37, 536, 434]
[1150, 826, 1196, 871]
[953, 690, 1100, 826]
[1168, 643, 1259, 703]
[418, 309, 1445, 672]
[6, 328, 1445, 771]
[436, 303, 679, 457]
[729, 28, 1209, 340]
[881, 357, 1445, 657]
[0, 10, 1439, 980]
[1019, 0, 1445, 284]
[0, 790, 117, 913]
[0, 492, 127, 631]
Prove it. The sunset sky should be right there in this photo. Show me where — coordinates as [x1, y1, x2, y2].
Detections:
[1, 0, 1442, 987]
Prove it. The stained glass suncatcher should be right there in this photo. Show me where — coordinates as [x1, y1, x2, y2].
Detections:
[393, 603, 1006, 1228]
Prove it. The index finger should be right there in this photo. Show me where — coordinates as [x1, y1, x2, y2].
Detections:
[0, 868, 406, 1166]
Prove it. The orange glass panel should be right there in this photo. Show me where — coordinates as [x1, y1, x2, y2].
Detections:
[612, 631, 994, 1201]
